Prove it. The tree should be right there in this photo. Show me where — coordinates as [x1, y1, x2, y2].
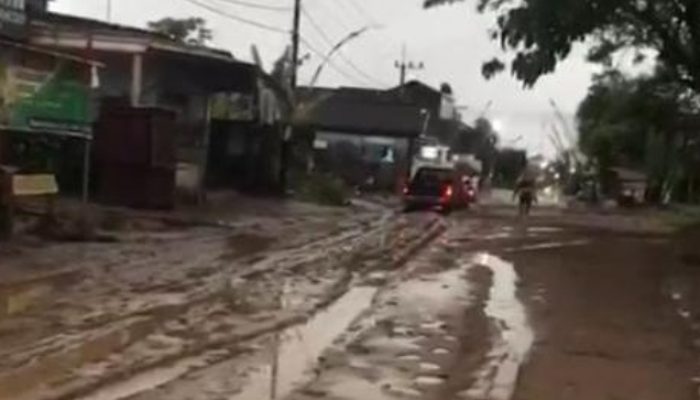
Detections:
[270, 47, 294, 100]
[440, 82, 454, 95]
[494, 148, 527, 186]
[424, 0, 700, 92]
[461, 118, 499, 180]
[577, 68, 700, 199]
[148, 17, 212, 46]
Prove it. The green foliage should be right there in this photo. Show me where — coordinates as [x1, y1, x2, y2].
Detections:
[452, 118, 500, 178]
[424, 0, 700, 91]
[474, 118, 499, 176]
[296, 173, 350, 207]
[577, 68, 700, 197]
[494, 148, 527, 187]
[148, 17, 212, 46]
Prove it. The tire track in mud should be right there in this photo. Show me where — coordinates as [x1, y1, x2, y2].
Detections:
[0, 213, 443, 400]
[277, 218, 564, 400]
[69, 215, 446, 400]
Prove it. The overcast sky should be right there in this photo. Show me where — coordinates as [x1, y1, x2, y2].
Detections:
[52, 0, 601, 158]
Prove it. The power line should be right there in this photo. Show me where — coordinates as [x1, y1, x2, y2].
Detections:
[301, 6, 387, 87]
[300, 7, 334, 46]
[342, 0, 377, 25]
[182, 0, 290, 34]
[213, 0, 291, 12]
[299, 37, 370, 86]
[182, 0, 372, 86]
[304, 0, 353, 32]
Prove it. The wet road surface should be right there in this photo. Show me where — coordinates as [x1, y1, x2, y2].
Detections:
[3, 205, 698, 400]
[284, 213, 698, 400]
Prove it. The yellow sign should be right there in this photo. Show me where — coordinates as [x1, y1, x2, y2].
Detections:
[12, 174, 58, 196]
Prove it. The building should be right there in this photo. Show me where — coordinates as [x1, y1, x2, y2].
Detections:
[0, 0, 101, 201]
[23, 7, 287, 205]
[297, 86, 426, 191]
[389, 80, 461, 146]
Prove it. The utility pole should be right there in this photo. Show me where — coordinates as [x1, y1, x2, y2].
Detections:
[290, 0, 302, 90]
[106, 0, 112, 22]
[394, 44, 423, 85]
[278, 0, 301, 193]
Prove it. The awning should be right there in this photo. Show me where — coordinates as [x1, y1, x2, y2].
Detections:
[149, 46, 258, 94]
[0, 37, 104, 68]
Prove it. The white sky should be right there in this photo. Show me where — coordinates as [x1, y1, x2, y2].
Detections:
[51, 0, 601, 158]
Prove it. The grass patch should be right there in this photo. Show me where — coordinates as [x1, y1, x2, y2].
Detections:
[295, 173, 351, 207]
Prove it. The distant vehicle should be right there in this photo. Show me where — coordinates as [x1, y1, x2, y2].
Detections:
[403, 167, 476, 213]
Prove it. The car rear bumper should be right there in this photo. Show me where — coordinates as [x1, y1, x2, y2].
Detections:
[404, 195, 447, 208]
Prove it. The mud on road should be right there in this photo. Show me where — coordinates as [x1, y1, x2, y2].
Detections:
[1, 203, 698, 400]
[509, 225, 697, 400]
[286, 212, 699, 400]
[0, 199, 445, 400]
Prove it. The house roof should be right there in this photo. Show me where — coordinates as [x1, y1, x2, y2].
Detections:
[31, 12, 235, 61]
[150, 47, 258, 93]
[32, 11, 165, 39]
[391, 80, 442, 96]
[295, 86, 425, 139]
[0, 37, 103, 67]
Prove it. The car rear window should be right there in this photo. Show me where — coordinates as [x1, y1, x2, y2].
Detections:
[414, 168, 453, 185]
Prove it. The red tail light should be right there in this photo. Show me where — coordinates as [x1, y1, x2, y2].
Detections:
[442, 185, 453, 202]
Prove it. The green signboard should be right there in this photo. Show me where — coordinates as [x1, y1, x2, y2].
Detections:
[0, 59, 92, 135]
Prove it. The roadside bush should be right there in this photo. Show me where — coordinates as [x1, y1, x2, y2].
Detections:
[296, 173, 351, 207]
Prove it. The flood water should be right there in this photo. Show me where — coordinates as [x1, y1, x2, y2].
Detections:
[78, 357, 208, 400]
[77, 287, 377, 400]
[75, 243, 533, 400]
[462, 253, 534, 400]
[231, 286, 378, 400]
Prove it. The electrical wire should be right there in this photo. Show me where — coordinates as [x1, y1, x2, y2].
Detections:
[342, 0, 377, 25]
[299, 37, 371, 86]
[301, 6, 388, 87]
[213, 0, 292, 12]
[182, 0, 374, 86]
[303, 0, 353, 32]
[182, 0, 290, 33]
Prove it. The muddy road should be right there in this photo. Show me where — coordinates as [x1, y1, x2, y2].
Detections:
[270, 213, 697, 400]
[0, 203, 698, 400]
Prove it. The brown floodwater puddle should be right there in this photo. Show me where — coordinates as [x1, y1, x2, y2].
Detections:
[76, 287, 377, 400]
[462, 253, 534, 400]
[230, 286, 378, 400]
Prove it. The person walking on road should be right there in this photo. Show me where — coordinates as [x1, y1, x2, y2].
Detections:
[513, 174, 537, 216]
